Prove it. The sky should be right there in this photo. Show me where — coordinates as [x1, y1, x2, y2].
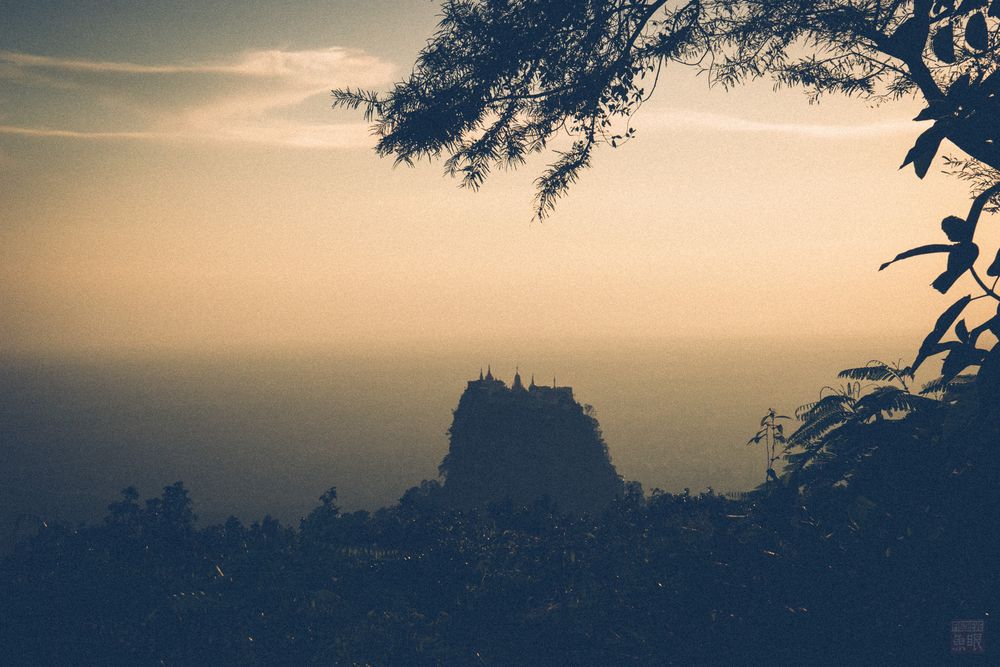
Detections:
[1, 0, 996, 355]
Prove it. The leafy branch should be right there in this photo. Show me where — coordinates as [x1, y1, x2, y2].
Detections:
[746, 408, 791, 485]
[780, 361, 939, 486]
[334, 0, 1000, 218]
[879, 182, 1000, 381]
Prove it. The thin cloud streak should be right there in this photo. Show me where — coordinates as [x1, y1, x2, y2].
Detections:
[0, 125, 163, 139]
[0, 48, 394, 85]
[0, 122, 374, 149]
[642, 108, 921, 138]
[1, 50, 242, 74]
[0, 48, 394, 150]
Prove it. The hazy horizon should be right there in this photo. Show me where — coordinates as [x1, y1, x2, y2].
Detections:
[2, 334, 936, 548]
[0, 2, 983, 544]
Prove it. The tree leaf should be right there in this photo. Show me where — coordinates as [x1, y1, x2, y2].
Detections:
[987, 248, 1000, 276]
[966, 12, 989, 50]
[969, 315, 1000, 345]
[956, 0, 987, 14]
[911, 295, 973, 373]
[941, 344, 987, 381]
[956, 318, 970, 342]
[933, 0, 955, 16]
[913, 99, 956, 121]
[838, 363, 900, 382]
[900, 125, 946, 178]
[879, 243, 954, 271]
[887, 17, 930, 60]
[941, 215, 971, 242]
[932, 23, 956, 63]
[931, 242, 979, 293]
[949, 72, 974, 97]
[854, 385, 937, 418]
[920, 373, 977, 395]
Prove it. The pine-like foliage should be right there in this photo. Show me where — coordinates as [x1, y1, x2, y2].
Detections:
[334, 0, 1000, 217]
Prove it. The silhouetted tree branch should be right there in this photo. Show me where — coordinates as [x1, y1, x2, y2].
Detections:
[334, 0, 1000, 217]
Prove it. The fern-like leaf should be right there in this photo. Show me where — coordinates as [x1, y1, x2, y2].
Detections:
[788, 408, 852, 446]
[837, 361, 909, 384]
[853, 385, 937, 419]
[919, 373, 978, 395]
[795, 394, 853, 422]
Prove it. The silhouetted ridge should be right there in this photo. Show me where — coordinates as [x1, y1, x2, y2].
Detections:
[438, 370, 623, 512]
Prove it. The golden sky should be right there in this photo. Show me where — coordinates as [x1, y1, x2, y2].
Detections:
[1, 0, 993, 354]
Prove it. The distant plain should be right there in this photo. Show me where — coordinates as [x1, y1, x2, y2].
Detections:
[1, 336, 926, 546]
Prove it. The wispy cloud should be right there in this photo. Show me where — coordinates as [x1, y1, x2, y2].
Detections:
[0, 48, 394, 149]
[1, 49, 919, 150]
[641, 108, 920, 138]
[0, 126, 162, 139]
[0, 48, 392, 84]
[0, 122, 371, 149]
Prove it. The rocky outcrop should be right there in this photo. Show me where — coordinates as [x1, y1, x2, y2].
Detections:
[438, 370, 623, 513]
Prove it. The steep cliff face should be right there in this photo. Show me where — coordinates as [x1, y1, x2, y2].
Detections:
[438, 375, 623, 512]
